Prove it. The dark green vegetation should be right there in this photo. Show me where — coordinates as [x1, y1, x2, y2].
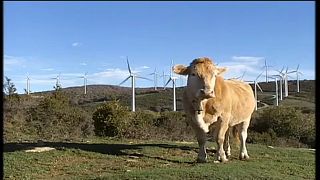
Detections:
[3, 79, 315, 179]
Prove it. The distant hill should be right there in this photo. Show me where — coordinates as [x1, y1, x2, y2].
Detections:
[27, 80, 314, 113]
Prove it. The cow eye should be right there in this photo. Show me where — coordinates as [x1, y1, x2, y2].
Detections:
[191, 73, 196, 76]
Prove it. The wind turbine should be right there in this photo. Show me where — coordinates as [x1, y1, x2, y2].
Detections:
[235, 70, 247, 80]
[119, 57, 151, 112]
[77, 72, 88, 94]
[287, 64, 303, 93]
[160, 70, 170, 88]
[228, 70, 246, 81]
[148, 67, 159, 90]
[164, 60, 178, 111]
[245, 72, 264, 110]
[50, 73, 61, 89]
[268, 76, 279, 106]
[262, 59, 272, 83]
[275, 66, 285, 100]
[270, 73, 283, 101]
[26, 73, 31, 95]
[279, 67, 295, 97]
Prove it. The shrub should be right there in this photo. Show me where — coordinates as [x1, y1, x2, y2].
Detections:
[92, 100, 130, 137]
[125, 110, 159, 139]
[250, 106, 315, 148]
[154, 111, 193, 141]
[26, 93, 94, 140]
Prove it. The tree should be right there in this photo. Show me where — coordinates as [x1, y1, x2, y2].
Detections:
[3, 76, 17, 96]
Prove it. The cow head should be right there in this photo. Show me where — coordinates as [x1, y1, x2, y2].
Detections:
[173, 57, 227, 99]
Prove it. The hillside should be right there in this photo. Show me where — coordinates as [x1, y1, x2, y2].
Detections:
[27, 80, 315, 112]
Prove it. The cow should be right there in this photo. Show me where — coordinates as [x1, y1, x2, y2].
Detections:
[173, 57, 256, 163]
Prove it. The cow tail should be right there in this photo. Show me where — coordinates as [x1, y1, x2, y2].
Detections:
[232, 126, 241, 145]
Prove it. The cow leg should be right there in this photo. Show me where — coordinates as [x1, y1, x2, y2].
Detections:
[216, 122, 229, 163]
[224, 128, 231, 158]
[195, 128, 207, 163]
[239, 120, 250, 160]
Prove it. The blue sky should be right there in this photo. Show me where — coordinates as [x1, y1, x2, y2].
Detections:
[4, 1, 315, 94]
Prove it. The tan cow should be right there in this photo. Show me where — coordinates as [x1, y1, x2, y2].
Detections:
[173, 57, 256, 163]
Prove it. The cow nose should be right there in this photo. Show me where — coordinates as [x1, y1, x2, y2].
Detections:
[200, 89, 215, 98]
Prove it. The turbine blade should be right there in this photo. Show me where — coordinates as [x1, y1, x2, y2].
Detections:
[287, 70, 296, 74]
[119, 76, 131, 86]
[280, 66, 284, 73]
[136, 76, 152, 81]
[241, 70, 246, 80]
[256, 71, 264, 80]
[164, 78, 172, 88]
[256, 83, 263, 92]
[126, 56, 132, 74]
[296, 64, 300, 71]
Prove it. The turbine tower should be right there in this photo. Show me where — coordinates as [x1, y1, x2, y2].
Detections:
[270, 74, 283, 101]
[77, 72, 88, 94]
[51, 73, 61, 89]
[262, 59, 272, 83]
[287, 64, 303, 93]
[268, 76, 279, 106]
[164, 60, 177, 111]
[148, 67, 159, 90]
[119, 57, 151, 112]
[26, 73, 31, 95]
[245, 72, 264, 110]
[275, 66, 285, 100]
[281, 67, 295, 97]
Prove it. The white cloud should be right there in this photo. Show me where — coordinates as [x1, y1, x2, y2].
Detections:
[72, 42, 82, 47]
[40, 68, 54, 71]
[4, 55, 27, 71]
[231, 56, 264, 63]
[217, 56, 316, 81]
[80, 62, 87, 66]
[215, 56, 267, 81]
[140, 65, 150, 69]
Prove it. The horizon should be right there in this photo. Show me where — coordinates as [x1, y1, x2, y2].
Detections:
[4, 1, 315, 94]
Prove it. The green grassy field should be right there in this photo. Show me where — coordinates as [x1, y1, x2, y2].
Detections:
[4, 138, 315, 179]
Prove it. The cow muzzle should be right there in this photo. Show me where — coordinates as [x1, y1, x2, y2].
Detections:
[199, 89, 215, 98]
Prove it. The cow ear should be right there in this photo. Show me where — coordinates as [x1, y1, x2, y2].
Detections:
[217, 67, 228, 75]
[173, 65, 189, 75]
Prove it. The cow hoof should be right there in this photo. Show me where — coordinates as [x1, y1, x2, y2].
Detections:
[213, 160, 220, 163]
[220, 158, 229, 163]
[239, 154, 250, 160]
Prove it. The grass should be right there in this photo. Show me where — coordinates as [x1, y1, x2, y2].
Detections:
[4, 138, 315, 179]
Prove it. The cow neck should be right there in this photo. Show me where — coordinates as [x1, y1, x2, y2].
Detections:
[214, 75, 224, 98]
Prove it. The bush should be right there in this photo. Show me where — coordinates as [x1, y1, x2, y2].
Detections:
[26, 93, 94, 140]
[250, 106, 315, 148]
[92, 101, 194, 141]
[92, 100, 130, 137]
[125, 110, 159, 139]
[154, 111, 193, 141]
